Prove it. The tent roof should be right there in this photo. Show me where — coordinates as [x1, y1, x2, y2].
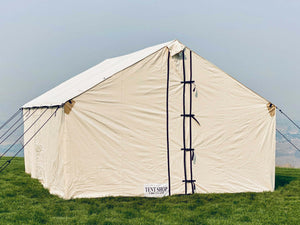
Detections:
[23, 40, 185, 108]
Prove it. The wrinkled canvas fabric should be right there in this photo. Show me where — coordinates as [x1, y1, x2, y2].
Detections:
[23, 41, 275, 199]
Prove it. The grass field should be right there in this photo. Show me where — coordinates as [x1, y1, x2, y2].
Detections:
[0, 158, 299, 224]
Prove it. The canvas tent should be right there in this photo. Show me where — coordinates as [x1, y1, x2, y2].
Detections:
[22, 40, 276, 199]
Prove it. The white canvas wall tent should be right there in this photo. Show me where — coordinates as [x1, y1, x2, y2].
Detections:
[1, 39, 298, 199]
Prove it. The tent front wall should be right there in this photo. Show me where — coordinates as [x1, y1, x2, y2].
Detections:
[24, 46, 276, 199]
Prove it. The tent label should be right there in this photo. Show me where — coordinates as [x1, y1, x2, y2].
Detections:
[144, 184, 168, 197]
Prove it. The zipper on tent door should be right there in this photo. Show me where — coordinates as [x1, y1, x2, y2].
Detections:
[181, 50, 196, 194]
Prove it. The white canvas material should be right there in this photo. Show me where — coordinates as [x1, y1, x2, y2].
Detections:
[23, 40, 276, 199]
[23, 40, 179, 108]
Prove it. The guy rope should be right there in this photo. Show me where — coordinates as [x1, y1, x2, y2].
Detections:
[276, 107, 300, 152]
[0, 106, 59, 172]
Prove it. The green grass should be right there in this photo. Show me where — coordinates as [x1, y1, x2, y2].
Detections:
[0, 158, 299, 224]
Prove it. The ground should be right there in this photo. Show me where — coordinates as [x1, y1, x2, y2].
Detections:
[0, 157, 299, 224]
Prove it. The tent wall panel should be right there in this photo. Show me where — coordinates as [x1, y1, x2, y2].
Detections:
[24, 107, 66, 197]
[191, 52, 276, 193]
[62, 48, 169, 198]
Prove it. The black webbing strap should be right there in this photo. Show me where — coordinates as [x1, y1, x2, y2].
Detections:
[182, 179, 196, 183]
[181, 81, 195, 84]
[0, 107, 48, 160]
[189, 50, 195, 194]
[181, 114, 200, 125]
[0, 109, 21, 131]
[0, 107, 59, 173]
[182, 49, 188, 194]
[181, 114, 195, 117]
[192, 116, 200, 126]
[166, 50, 171, 196]
[181, 148, 194, 151]
[181, 50, 198, 194]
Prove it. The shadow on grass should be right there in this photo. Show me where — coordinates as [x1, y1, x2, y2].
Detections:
[275, 174, 297, 189]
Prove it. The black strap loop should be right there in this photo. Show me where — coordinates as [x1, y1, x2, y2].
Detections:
[182, 179, 196, 183]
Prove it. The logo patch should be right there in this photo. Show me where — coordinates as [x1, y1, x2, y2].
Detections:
[144, 184, 168, 197]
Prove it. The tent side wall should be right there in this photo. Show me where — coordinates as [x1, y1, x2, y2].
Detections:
[23, 107, 66, 197]
[61, 48, 170, 199]
[168, 49, 276, 194]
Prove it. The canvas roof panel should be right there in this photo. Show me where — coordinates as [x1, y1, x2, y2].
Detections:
[23, 40, 184, 108]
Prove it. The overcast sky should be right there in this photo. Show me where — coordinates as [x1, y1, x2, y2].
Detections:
[0, 0, 299, 122]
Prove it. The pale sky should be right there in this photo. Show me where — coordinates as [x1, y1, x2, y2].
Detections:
[0, 0, 300, 121]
